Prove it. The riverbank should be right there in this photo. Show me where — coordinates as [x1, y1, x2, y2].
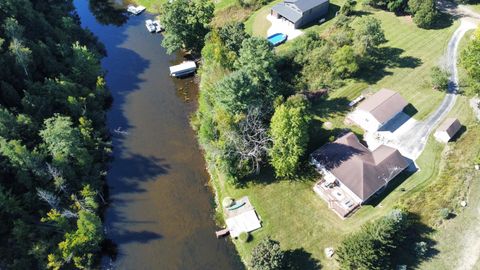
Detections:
[129, 0, 480, 269]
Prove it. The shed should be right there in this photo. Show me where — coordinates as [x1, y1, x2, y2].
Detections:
[349, 89, 408, 132]
[271, 0, 329, 29]
[434, 118, 462, 143]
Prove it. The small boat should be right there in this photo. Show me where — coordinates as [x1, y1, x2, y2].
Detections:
[267, 33, 288, 46]
[226, 201, 246, 210]
[127, 5, 146, 15]
[145, 19, 156, 33]
[169, 61, 197, 77]
[152, 20, 164, 33]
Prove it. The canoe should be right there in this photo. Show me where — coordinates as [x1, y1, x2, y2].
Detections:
[267, 33, 288, 46]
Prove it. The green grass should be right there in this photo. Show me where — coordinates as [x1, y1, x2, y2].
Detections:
[210, 7, 472, 270]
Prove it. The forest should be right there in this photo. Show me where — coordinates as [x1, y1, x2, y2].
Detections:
[0, 0, 110, 269]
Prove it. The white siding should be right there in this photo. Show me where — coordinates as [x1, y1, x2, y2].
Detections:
[434, 131, 451, 143]
[349, 110, 382, 132]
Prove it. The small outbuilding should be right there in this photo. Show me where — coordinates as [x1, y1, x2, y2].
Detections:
[348, 89, 408, 132]
[271, 0, 329, 29]
[434, 118, 462, 143]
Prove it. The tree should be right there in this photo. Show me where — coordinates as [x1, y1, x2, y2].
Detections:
[336, 209, 410, 270]
[332, 45, 359, 78]
[430, 66, 450, 91]
[340, 0, 356, 16]
[461, 28, 480, 94]
[409, 0, 438, 28]
[352, 17, 386, 55]
[218, 22, 250, 55]
[269, 94, 311, 178]
[250, 237, 286, 270]
[160, 0, 214, 54]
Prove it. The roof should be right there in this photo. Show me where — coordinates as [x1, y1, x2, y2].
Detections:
[169, 61, 196, 74]
[436, 118, 462, 138]
[357, 89, 408, 124]
[272, 0, 328, 23]
[225, 210, 262, 237]
[311, 132, 408, 201]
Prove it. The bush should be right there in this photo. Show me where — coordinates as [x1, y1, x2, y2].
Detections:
[238, 231, 250, 243]
[430, 66, 450, 91]
[414, 241, 428, 257]
[340, 0, 357, 15]
[250, 237, 285, 270]
[439, 208, 450, 220]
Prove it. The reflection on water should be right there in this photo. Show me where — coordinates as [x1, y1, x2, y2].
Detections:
[74, 1, 243, 269]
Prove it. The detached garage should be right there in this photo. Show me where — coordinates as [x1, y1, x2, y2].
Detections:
[434, 118, 462, 143]
[349, 89, 408, 132]
[271, 0, 329, 29]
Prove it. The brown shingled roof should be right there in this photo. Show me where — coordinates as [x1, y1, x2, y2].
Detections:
[437, 118, 461, 138]
[357, 89, 408, 124]
[311, 132, 408, 201]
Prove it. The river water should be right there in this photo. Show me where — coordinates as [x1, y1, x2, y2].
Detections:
[74, 1, 243, 269]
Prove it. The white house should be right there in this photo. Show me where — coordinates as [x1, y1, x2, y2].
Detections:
[434, 118, 462, 143]
[348, 89, 408, 132]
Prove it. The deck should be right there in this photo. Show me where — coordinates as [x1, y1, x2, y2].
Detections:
[313, 180, 360, 219]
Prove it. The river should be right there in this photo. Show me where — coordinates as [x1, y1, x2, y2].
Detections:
[74, 1, 243, 269]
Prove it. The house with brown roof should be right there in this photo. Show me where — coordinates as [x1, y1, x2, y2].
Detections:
[348, 89, 408, 132]
[434, 118, 462, 143]
[310, 132, 408, 218]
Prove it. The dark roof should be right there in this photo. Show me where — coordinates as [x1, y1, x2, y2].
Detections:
[311, 132, 408, 201]
[436, 118, 461, 138]
[272, 0, 328, 23]
[357, 89, 408, 124]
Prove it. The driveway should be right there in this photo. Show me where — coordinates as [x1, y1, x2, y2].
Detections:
[266, 14, 303, 40]
[364, 18, 477, 161]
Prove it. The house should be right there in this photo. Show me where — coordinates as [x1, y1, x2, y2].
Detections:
[310, 132, 409, 218]
[271, 0, 329, 29]
[434, 118, 462, 143]
[348, 89, 408, 132]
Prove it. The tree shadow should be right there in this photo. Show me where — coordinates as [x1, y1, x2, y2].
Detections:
[358, 47, 422, 84]
[88, 0, 129, 26]
[429, 11, 455, 30]
[284, 248, 322, 270]
[392, 212, 439, 268]
[449, 125, 467, 142]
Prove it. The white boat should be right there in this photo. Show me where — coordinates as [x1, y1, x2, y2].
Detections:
[145, 19, 156, 33]
[169, 61, 197, 77]
[127, 5, 146, 15]
[152, 20, 164, 33]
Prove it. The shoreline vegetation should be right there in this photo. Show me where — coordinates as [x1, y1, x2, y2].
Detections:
[0, 0, 111, 269]
[134, 0, 478, 269]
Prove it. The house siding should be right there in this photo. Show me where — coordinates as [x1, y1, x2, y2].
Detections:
[295, 2, 329, 28]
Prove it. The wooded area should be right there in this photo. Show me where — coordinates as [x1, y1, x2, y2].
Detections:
[0, 1, 110, 269]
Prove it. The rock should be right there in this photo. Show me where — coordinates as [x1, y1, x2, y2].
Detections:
[324, 247, 334, 258]
[461, 201, 467, 207]
[475, 164, 479, 171]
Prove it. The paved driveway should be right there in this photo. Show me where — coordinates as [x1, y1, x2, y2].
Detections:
[364, 19, 477, 161]
[266, 15, 303, 40]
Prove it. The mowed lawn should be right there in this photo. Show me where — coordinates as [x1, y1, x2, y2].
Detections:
[212, 8, 468, 270]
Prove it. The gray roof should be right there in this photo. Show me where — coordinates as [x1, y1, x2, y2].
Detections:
[311, 132, 408, 201]
[357, 89, 408, 124]
[272, 0, 328, 23]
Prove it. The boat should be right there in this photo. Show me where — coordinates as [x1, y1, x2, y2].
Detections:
[169, 61, 197, 77]
[145, 19, 156, 33]
[152, 20, 164, 33]
[267, 33, 288, 46]
[127, 5, 146, 15]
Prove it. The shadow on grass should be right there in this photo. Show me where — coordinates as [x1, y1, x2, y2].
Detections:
[358, 47, 422, 84]
[284, 248, 322, 270]
[429, 11, 455, 30]
[393, 212, 439, 268]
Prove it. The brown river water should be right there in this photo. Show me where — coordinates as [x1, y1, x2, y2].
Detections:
[74, 1, 243, 269]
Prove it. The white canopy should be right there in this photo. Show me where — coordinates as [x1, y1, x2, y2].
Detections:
[225, 209, 261, 237]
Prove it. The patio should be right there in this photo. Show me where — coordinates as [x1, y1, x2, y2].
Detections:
[266, 14, 303, 41]
[313, 179, 360, 218]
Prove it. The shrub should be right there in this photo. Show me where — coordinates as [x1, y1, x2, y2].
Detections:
[439, 208, 450, 220]
[222, 197, 234, 208]
[250, 237, 285, 270]
[430, 66, 450, 91]
[238, 231, 250, 243]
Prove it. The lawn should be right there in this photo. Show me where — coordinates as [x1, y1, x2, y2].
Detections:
[210, 6, 474, 270]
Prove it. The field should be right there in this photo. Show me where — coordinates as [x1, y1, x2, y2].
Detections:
[210, 4, 479, 270]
